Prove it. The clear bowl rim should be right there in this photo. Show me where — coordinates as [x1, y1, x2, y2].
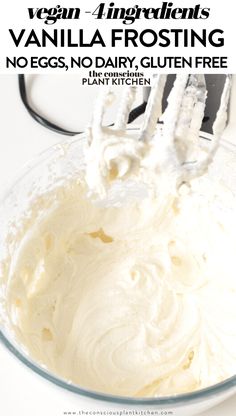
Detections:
[1, 131, 236, 406]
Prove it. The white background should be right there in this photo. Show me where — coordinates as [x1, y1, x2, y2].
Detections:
[0, 74, 236, 415]
[0, 0, 234, 75]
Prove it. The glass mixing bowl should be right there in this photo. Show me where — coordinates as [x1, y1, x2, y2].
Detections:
[0, 132, 236, 416]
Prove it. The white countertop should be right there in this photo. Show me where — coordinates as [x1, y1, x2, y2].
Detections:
[0, 74, 236, 416]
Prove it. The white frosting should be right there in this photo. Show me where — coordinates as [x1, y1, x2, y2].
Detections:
[4, 164, 236, 397]
[85, 87, 145, 197]
[85, 127, 145, 197]
[3, 77, 235, 398]
[85, 75, 231, 196]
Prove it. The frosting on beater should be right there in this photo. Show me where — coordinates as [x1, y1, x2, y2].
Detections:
[85, 76, 231, 196]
